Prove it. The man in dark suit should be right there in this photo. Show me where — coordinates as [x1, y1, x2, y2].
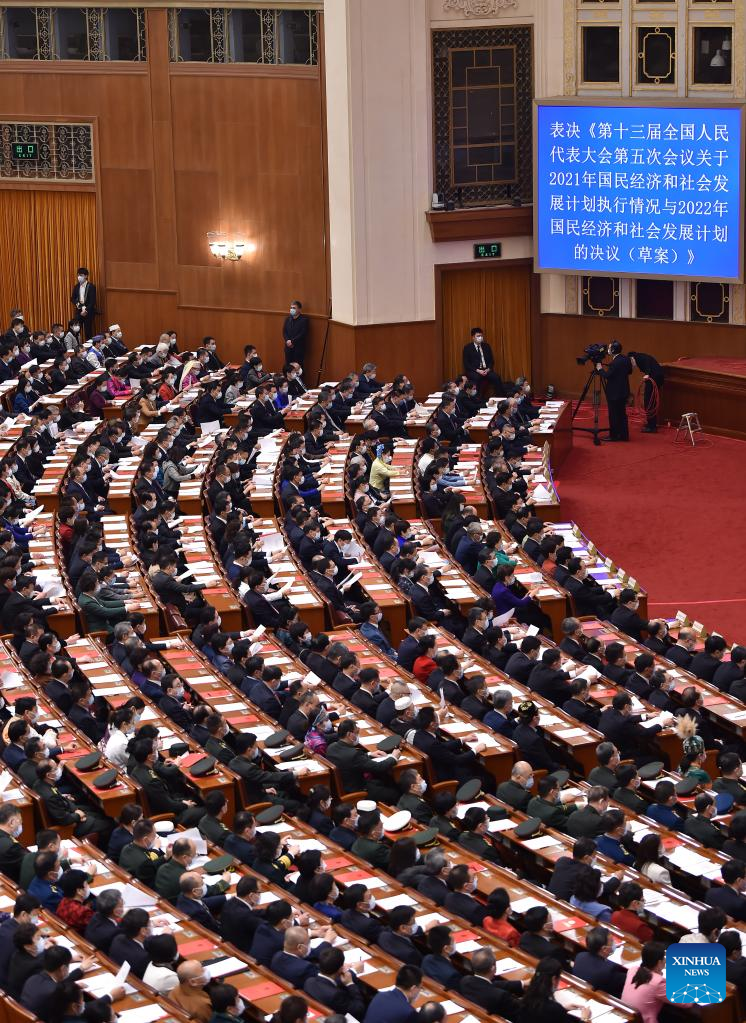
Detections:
[0, 895, 40, 988]
[458, 949, 521, 1020]
[683, 793, 726, 850]
[518, 905, 571, 967]
[283, 300, 309, 367]
[713, 646, 746, 693]
[340, 884, 383, 943]
[175, 872, 225, 933]
[462, 328, 504, 395]
[629, 351, 665, 433]
[70, 267, 97, 340]
[271, 926, 323, 985]
[249, 900, 293, 966]
[528, 649, 573, 706]
[721, 930, 746, 1002]
[219, 877, 263, 952]
[304, 945, 367, 1018]
[377, 906, 423, 966]
[397, 618, 429, 672]
[598, 340, 632, 442]
[416, 851, 450, 907]
[83, 889, 123, 954]
[714, 753, 746, 809]
[444, 865, 487, 926]
[598, 692, 661, 762]
[691, 635, 728, 683]
[548, 838, 597, 900]
[572, 926, 627, 998]
[0, 804, 29, 883]
[363, 965, 423, 1023]
[422, 925, 461, 991]
[667, 629, 697, 669]
[610, 589, 651, 642]
[505, 636, 541, 683]
[108, 908, 151, 978]
[705, 861, 746, 921]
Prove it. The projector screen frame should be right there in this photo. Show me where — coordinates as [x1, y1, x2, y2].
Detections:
[533, 96, 746, 285]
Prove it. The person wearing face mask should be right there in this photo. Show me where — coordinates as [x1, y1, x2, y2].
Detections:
[158, 673, 193, 731]
[170, 960, 213, 1022]
[458, 806, 506, 866]
[7, 921, 49, 998]
[443, 864, 487, 926]
[350, 666, 387, 717]
[34, 759, 114, 843]
[327, 803, 358, 852]
[421, 925, 462, 991]
[198, 790, 232, 846]
[0, 805, 29, 883]
[70, 268, 97, 340]
[0, 893, 41, 988]
[141, 933, 180, 994]
[335, 883, 381, 944]
[68, 681, 105, 743]
[462, 327, 505, 395]
[282, 300, 309, 367]
[359, 600, 397, 660]
[208, 982, 245, 1023]
[228, 733, 302, 812]
[119, 818, 166, 886]
[176, 872, 226, 934]
[55, 869, 95, 935]
[84, 888, 125, 955]
[396, 769, 432, 825]
[377, 906, 423, 966]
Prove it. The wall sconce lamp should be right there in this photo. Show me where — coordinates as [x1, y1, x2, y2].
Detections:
[207, 231, 246, 261]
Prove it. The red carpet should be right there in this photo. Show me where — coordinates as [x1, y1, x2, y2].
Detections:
[554, 408, 746, 642]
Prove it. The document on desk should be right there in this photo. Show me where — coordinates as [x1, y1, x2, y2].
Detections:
[205, 956, 246, 979]
[117, 1006, 167, 1023]
[491, 957, 523, 976]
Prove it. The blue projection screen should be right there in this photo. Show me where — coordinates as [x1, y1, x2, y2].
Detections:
[534, 102, 744, 282]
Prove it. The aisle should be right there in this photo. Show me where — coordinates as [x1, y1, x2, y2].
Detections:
[554, 414, 746, 641]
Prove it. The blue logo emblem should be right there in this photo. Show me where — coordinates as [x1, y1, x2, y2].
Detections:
[666, 943, 726, 1004]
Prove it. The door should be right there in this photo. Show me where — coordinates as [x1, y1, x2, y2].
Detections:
[441, 263, 532, 385]
[0, 189, 98, 330]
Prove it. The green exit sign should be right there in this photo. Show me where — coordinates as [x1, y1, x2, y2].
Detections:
[474, 242, 502, 260]
[11, 142, 38, 161]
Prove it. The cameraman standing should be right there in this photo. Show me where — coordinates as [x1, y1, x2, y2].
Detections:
[596, 340, 632, 442]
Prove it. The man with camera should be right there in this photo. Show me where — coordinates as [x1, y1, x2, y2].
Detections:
[596, 341, 632, 442]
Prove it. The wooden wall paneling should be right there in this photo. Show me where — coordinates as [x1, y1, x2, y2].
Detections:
[324, 320, 440, 396]
[0, 13, 330, 354]
[537, 313, 746, 398]
[147, 8, 178, 295]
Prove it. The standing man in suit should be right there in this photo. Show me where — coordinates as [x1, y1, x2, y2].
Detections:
[597, 340, 632, 442]
[283, 300, 309, 368]
[462, 327, 504, 395]
[70, 267, 97, 340]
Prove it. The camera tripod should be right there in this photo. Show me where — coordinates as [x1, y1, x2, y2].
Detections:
[572, 365, 609, 446]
